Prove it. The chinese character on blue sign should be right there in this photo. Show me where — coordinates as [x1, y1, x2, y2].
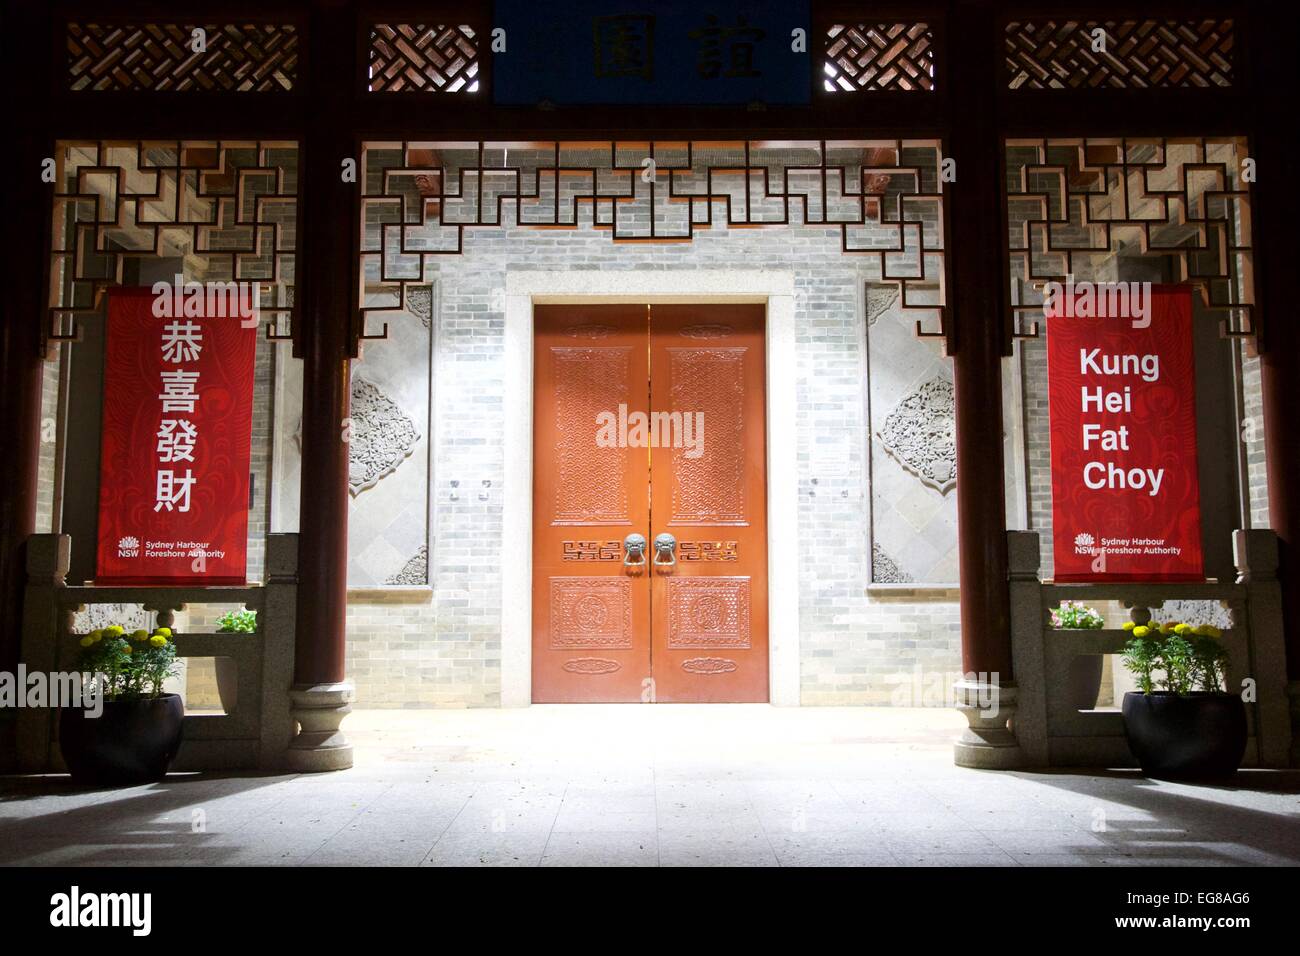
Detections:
[494, 0, 811, 105]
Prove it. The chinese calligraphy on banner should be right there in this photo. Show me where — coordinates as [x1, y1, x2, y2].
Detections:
[96, 287, 257, 585]
[493, 0, 810, 105]
[1046, 284, 1205, 582]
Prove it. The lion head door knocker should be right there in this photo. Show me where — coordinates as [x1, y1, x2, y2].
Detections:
[653, 532, 677, 572]
[623, 533, 647, 573]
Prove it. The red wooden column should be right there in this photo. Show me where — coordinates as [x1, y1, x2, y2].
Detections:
[285, 0, 360, 771]
[1248, 3, 1300, 762]
[945, 0, 1022, 768]
[0, 6, 53, 769]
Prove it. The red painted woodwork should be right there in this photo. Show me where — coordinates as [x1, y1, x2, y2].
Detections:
[649, 305, 768, 702]
[532, 305, 651, 702]
[532, 304, 768, 702]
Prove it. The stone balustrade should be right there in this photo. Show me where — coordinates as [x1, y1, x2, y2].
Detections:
[16, 533, 298, 772]
[1007, 528, 1294, 768]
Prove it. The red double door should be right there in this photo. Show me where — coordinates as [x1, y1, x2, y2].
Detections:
[532, 304, 768, 703]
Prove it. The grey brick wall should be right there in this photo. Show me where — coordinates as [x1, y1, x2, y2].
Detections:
[335, 209, 965, 707]
[1019, 336, 1055, 577]
[35, 356, 61, 533]
[1240, 352, 1270, 528]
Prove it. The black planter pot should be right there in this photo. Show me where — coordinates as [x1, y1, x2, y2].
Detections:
[58, 694, 184, 786]
[1066, 653, 1104, 710]
[1121, 691, 1246, 780]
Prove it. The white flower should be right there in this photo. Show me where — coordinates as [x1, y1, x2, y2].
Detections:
[1074, 532, 1095, 548]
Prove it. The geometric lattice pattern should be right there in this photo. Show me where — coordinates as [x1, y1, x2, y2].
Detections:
[1004, 137, 1254, 338]
[46, 141, 298, 349]
[824, 23, 935, 92]
[66, 23, 299, 92]
[359, 140, 946, 340]
[1005, 20, 1234, 90]
[368, 24, 479, 92]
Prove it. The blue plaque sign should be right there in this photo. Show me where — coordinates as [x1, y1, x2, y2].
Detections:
[493, 0, 812, 106]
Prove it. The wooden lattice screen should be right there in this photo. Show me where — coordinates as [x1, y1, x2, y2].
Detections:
[66, 23, 299, 92]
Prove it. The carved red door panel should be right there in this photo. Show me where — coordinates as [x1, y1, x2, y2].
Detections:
[648, 305, 769, 702]
[532, 305, 651, 702]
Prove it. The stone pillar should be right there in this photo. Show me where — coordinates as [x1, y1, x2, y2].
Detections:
[260, 534, 300, 769]
[1233, 530, 1294, 767]
[287, 1, 358, 772]
[16, 535, 70, 772]
[947, 1, 1021, 769]
[1007, 531, 1048, 765]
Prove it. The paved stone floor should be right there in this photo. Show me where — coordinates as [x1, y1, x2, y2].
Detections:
[2, 706, 1298, 866]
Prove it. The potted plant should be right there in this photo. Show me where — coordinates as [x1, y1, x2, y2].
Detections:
[1050, 600, 1105, 710]
[1120, 621, 1245, 780]
[59, 624, 183, 785]
[213, 607, 256, 712]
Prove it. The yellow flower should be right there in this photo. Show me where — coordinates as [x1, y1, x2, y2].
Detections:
[1174, 623, 1192, 636]
[153, 627, 172, 638]
[1122, 621, 1136, 631]
[1132, 626, 1151, 638]
[105, 625, 125, 637]
[132, 629, 149, 641]
[1162, 622, 1179, 634]
[1195, 625, 1222, 638]
[88, 629, 104, 643]
[79, 635, 94, 647]
[150, 635, 167, 647]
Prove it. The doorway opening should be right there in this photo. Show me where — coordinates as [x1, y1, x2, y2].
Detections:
[532, 304, 768, 702]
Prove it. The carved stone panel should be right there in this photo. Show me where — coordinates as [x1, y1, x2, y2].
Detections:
[385, 545, 428, 586]
[406, 287, 433, 328]
[866, 285, 900, 325]
[667, 577, 751, 648]
[71, 603, 151, 634]
[552, 347, 631, 524]
[876, 376, 956, 493]
[868, 291, 960, 585]
[549, 577, 633, 648]
[348, 377, 422, 496]
[870, 543, 914, 584]
[669, 347, 746, 525]
[1156, 599, 1234, 630]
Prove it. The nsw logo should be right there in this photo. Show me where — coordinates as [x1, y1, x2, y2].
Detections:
[117, 535, 140, 558]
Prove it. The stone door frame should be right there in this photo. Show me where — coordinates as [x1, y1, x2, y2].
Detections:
[501, 270, 799, 707]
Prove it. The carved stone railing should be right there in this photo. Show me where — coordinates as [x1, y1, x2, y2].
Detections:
[16, 533, 298, 772]
[1009, 529, 1293, 768]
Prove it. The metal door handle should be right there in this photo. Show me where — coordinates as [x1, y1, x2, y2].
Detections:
[623, 533, 647, 569]
[653, 533, 677, 569]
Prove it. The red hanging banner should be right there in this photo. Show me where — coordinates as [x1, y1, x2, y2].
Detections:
[96, 286, 257, 585]
[1046, 283, 1204, 581]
